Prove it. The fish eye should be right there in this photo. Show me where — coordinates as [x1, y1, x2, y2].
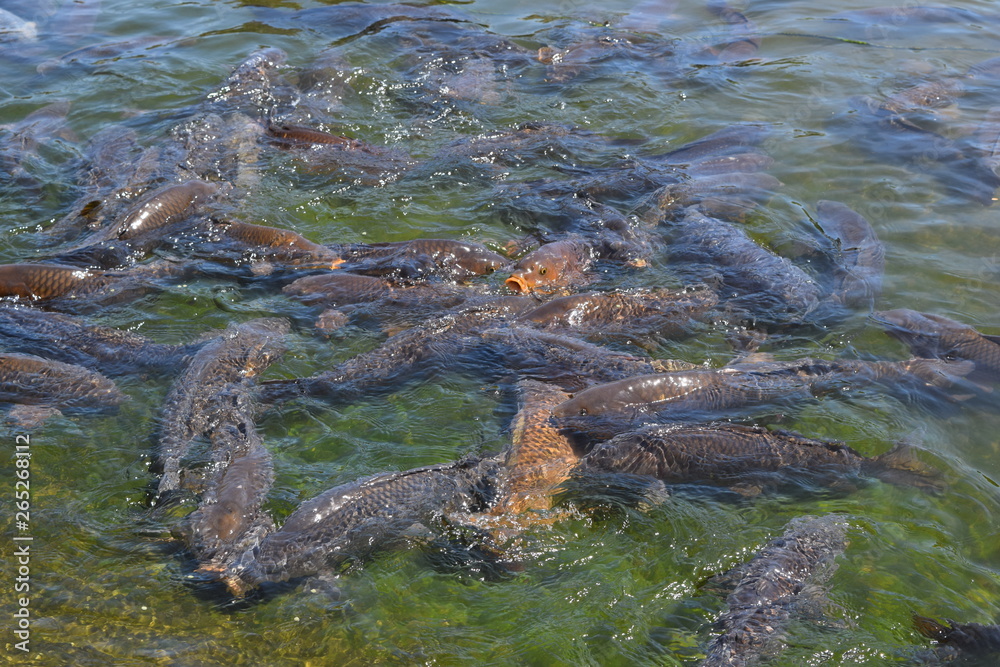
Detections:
[539, 267, 548, 275]
[578, 408, 588, 416]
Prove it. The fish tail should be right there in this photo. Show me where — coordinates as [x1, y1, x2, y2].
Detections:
[866, 443, 943, 492]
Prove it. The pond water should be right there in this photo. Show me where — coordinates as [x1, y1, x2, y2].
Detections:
[2, 0, 1000, 665]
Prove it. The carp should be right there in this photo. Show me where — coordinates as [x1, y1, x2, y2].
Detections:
[702, 514, 849, 666]
[221, 457, 498, 596]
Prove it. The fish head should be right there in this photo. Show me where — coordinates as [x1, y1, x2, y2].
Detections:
[504, 240, 586, 294]
[872, 309, 982, 360]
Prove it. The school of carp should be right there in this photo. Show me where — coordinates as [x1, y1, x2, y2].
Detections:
[4, 0, 1000, 663]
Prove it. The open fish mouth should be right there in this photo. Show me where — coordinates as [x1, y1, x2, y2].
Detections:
[505, 274, 531, 293]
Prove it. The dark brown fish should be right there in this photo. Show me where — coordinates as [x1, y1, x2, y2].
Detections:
[551, 357, 974, 423]
[518, 286, 717, 341]
[157, 318, 288, 497]
[0, 352, 125, 411]
[0, 303, 200, 373]
[0, 263, 109, 300]
[112, 180, 219, 241]
[872, 309, 1000, 381]
[266, 121, 361, 149]
[913, 614, 1000, 657]
[221, 457, 498, 596]
[181, 388, 275, 571]
[652, 207, 822, 322]
[211, 218, 345, 269]
[702, 515, 849, 666]
[340, 239, 508, 282]
[574, 423, 938, 492]
[815, 200, 885, 309]
[505, 238, 593, 294]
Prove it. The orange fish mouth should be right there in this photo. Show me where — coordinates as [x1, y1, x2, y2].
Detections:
[505, 274, 531, 293]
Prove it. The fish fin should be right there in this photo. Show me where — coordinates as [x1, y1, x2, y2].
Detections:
[868, 443, 944, 493]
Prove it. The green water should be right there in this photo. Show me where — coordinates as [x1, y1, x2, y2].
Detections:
[2, 0, 1000, 664]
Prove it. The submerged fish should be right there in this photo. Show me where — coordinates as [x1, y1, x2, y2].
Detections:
[654, 207, 822, 323]
[0, 303, 200, 374]
[221, 457, 498, 596]
[551, 356, 974, 425]
[156, 318, 288, 497]
[815, 200, 885, 310]
[572, 423, 938, 494]
[872, 309, 1000, 382]
[702, 514, 849, 666]
[0, 352, 124, 411]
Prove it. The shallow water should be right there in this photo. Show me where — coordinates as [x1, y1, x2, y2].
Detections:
[2, 0, 1000, 664]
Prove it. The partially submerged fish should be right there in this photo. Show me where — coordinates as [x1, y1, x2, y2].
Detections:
[0, 352, 125, 411]
[702, 515, 849, 666]
[572, 424, 938, 493]
[221, 457, 498, 596]
[0, 303, 200, 374]
[815, 200, 885, 310]
[505, 238, 593, 294]
[490, 380, 579, 517]
[156, 318, 288, 497]
[873, 309, 1000, 381]
[551, 357, 975, 424]
[338, 238, 508, 282]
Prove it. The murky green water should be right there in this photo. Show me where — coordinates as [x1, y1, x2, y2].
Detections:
[2, 0, 1000, 664]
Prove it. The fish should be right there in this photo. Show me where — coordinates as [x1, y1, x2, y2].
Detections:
[814, 200, 885, 310]
[0, 263, 112, 300]
[220, 457, 498, 596]
[258, 296, 537, 404]
[551, 356, 976, 425]
[872, 309, 1000, 382]
[701, 515, 849, 666]
[206, 47, 290, 116]
[338, 239, 509, 282]
[181, 388, 275, 571]
[207, 218, 345, 270]
[705, 0, 761, 64]
[913, 614, 1000, 658]
[835, 95, 1000, 206]
[0, 352, 125, 411]
[489, 380, 579, 517]
[478, 326, 696, 392]
[156, 318, 289, 497]
[266, 121, 361, 149]
[517, 286, 718, 341]
[111, 180, 219, 241]
[573, 424, 939, 493]
[505, 238, 594, 294]
[653, 207, 822, 323]
[642, 172, 782, 222]
[0, 303, 200, 374]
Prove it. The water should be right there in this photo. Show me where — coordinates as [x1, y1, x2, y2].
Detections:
[2, 0, 1000, 664]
